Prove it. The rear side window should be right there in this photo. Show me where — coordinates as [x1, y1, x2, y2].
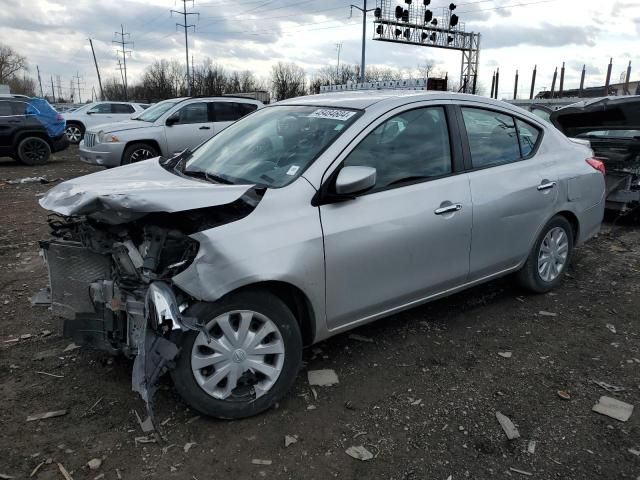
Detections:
[0, 101, 12, 116]
[214, 102, 255, 122]
[462, 108, 520, 168]
[112, 104, 135, 114]
[11, 101, 29, 115]
[88, 103, 112, 114]
[515, 118, 540, 157]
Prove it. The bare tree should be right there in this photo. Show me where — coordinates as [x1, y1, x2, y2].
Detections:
[414, 60, 435, 80]
[6, 75, 35, 96]
[0, 44, 27, 83]
[270, 62, 306, 101]
[102, 77, 126, 101]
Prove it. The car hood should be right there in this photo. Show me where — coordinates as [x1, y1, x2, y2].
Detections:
[88, 120, 155, 134]
[550, 96, 640, 137]
[39, 158, 256, 223]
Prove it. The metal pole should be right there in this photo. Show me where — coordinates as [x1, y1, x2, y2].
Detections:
[494, 68, 499, 99]
[624, 61, 632, 95]
[183, 1, 191, 95]
[529, 65, 537, 99]
[76, 71, 82, 103]
[336, 43, 342, 82]
[604, 58, 612, 96]
[89, 39, 104, 101]
[36, 65, 44, 97]
[550, 67, 557, 99]
[513, 70, 518, 100]
[360, 0, 367, 83]
[579, 64, 585, 97]
[50, 76, 56, 103]
[472, 33, 480, 95]
[121, 25, 128, 100]
[559, 62, 565, 98]
[490, 71, 495, 98]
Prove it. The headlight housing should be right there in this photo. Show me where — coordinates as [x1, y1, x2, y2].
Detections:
[97, 131, 119, 144]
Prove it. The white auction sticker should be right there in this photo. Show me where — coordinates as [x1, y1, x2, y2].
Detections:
[286, 165, 300, 176]
[308, 109, 357, 121]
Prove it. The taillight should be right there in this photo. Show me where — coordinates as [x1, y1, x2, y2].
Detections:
[586, 157, 605, 174]
[55, 114, 64, 121]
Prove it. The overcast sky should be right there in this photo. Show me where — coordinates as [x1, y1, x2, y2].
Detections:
[1, 0, 639, 100]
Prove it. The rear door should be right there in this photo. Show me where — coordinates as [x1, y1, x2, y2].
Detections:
[212, 101, 258, 134]
[163, 101, 213, 156]
[320, 104, 473, 329]
[0, 100, 24, 149]
[458, 105, 558, 280]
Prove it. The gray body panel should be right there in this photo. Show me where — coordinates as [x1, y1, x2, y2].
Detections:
[41, 91, 605, 344]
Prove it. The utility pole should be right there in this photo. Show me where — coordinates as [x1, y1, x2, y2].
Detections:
[350, 1, 375, 83]
[73, 72, 83, 103]
[171, 0, 199, 96]
[89, 38, 105, 101]
[335, 43, 342, 82]
[56, 75, 62, 102]
[36, 65, 44, 97]
[117, 59, 126, 99]
[113, 24, 133, 100]
[50, 76, 56, 103]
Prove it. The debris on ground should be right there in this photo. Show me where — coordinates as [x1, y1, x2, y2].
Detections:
[348, 334, 374, 343]
[183, 442, 196, 453]
[593, 380, 625, 393]
[35, 370, 64, 378]
[0, 474, 14, 479]
[284, 435, 298, 447]
[557, 390, 571, 400]
[606, 324, 617, 334]
[134, 436, 157, 446]
[87, 458, 102, 470]
[495, 411, 520, 440]
[63, 343, 81, 353]
[307, 369, 339, 387]
[57, 462, 73, 480]
[498, 351, 512, 358]
[538, 310, 558, 317]
[134, 410, 155, 433]
[510, 467, 533, 476]
[4, 176, 63, 185]
[345, 445, 373, 461]
[251, 459, 272, 466]
[30, 462, 45, 477]
[592, 396, 634, 422]
[527, 440, 537, 454]
[26, 409, 67, 422]
[629, 448, 640, 456]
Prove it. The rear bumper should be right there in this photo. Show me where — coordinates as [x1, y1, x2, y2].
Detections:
[51, 134, 69, 153]
[79, 141, 123, 167]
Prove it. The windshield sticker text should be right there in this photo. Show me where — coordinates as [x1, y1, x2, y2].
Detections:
[308, 109, 357, 121]
[286, 165, 300, 176]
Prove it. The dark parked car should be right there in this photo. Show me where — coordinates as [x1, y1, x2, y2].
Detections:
[0, 96, 68, 165]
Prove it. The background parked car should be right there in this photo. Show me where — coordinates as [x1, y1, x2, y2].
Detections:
[78, 96, 262, 167]
[0, 96, 68, 165]
[63, 101, 150, 144]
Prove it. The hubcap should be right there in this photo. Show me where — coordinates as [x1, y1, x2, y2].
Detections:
[537, 226, 569, 282]
[130, 148, 154, 162]
[65, 126, 81, 142]
[191, 310, 285, 401]
[23, 139, 48, 162]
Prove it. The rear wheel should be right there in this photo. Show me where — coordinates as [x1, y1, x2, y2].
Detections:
[517, 215, 574, 293]
[121, 142, 158, 165]
[17, 137, 51, 165]
[65, 123, 83, 144]
[171, 290, 303, 419]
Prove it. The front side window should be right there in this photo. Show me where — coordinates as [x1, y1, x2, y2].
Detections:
[462, 108, 521, 168]
[182, 105, 361, 187]
[88, 103, 112, 114]
[175, 102, 209, 124]
[343, 107, 452, 191]
[136, 100, 179, 122]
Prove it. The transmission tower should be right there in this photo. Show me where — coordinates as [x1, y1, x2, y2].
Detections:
[171, 0, 199, 96]
[113, 24, 133, 100]
[72, 72, 84, 103]
[56, 75, 62, 102]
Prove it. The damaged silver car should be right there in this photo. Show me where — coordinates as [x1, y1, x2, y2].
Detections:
[39, 91, 605, 419]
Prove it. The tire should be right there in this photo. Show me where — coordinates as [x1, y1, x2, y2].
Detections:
[65, 123, 84, 144]
[17, 137, 51, 165]
[121, 142, 159, 165]
[171, 290, 303, 419]
[517, 215, 574, 293]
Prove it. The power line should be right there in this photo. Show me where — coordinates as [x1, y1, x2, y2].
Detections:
[171, 0, 200, 96]
[113, 24, 133, 100]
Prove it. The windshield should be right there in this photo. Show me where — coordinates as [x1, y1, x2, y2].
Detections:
[183, 105, 361, 187]
[136, 99, 179, 122]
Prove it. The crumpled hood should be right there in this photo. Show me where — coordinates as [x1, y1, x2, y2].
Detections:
[87, 120, 154, 134]
[39, 158, 255, 223]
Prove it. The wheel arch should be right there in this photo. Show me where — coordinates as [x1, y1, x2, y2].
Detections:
[226, 281, 316, 346]
[555, 210, 580, 242]
[15, 130, 53, 148]
[122, 139, 162, 162]
[65, 120, 85, 130]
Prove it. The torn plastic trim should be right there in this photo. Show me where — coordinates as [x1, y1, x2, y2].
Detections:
[144, 281, 206, 334]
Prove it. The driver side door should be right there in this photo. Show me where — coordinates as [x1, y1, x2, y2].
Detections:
[164, 102, 215, 156]
[319, 104, 473, 330]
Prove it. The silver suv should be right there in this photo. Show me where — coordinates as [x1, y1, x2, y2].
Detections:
[78, 97, 263, 167]
[40, 91, 605, 421]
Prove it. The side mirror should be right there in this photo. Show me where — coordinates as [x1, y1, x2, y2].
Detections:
[86, 111, 94, 115]
[335, 166, 377, 195]
[165, 113, 179, 126]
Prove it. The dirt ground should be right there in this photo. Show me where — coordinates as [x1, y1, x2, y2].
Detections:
[0, 146, 639, 480]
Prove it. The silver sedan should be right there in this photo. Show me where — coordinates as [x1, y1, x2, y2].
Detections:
[40, 91, 605, 420]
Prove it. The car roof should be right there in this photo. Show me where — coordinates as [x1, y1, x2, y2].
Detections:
[275, 90, 510, 110]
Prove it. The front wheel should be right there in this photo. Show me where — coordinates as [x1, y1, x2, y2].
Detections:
[65, 123, 83, 144]
[517, 215, 574, 293]
[121, 142, 159, 165]
[171, 290, 303, 419]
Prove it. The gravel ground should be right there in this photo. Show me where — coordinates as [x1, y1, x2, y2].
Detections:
[1, 147, 639, 480]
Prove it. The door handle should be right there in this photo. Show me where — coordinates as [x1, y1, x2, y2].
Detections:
[434, 203, 462, 215]
[199, 126, 211, 130]
[537, 181, 556, 191]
